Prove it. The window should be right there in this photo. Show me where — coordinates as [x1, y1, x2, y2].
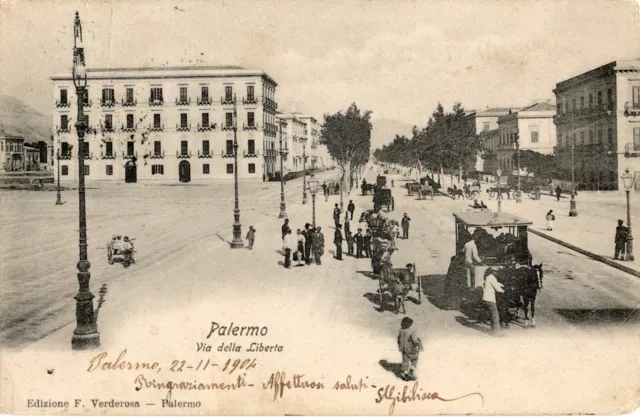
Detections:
[180, 140, 188, 156]
[203, 164, 210, 174]
[102, 88, 115, 104]
[60, 89, 68, 104]
[154, 141, 161, 156]
[201, 86, 209, 100]
[634, 127, 640, 151]
[126, 114, 134, 129]
[226, 112, 233, 127]
[180, 113, 188, 128]
[83, 142, 90, 157]
[150, 87, 163, 103]
[226, 163, 234, 174]
[61, 165, 69, 176]
[248, 139, 255, 154]
[84, 165, 90, 176]
[153, 113, 161, 128]
[84, 115, 89, 128]
[0, 141, 3, 152]
[248, 163, 256, 174]
[531, 132, 539, 143]
[106, 141, 113, 156]
[633, 87, 640, 108]
[589, 94, 593, 108]
[226, 140, 233, 155]
[61, 115, 68, 130]
[61, 141, 70, 156]
[127, 141, 135, 156]
[202, 113, 209, 127]
[597, 91, 603, 105]
[247, 112, 255, 127]
[580, 131, 585, 146]
[572, 98, 576, 111]
[589, 130, 594, 144]
[580, 96, 585, 109]
[126, 88, 134, 103]
[225, 86, 233, 102]
[179, 87, 188, 102]
[152, 164, 164, 175]
[104, 114, 113, 130]
[202, 140, 210, 156]
[83, 88, 90, 105]
[608, 128, 613, 146]
[607, 88, 613, 106]
[106, 165, 113, 176]
[247, 86, 254, 101]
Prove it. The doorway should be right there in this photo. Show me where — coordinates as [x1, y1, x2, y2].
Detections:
[179, 160, 191, 183]
[125, 161, 137, 183]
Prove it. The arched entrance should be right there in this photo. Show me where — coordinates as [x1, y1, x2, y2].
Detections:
[125, 161, 137, 183]
[179, 160, 191, 183]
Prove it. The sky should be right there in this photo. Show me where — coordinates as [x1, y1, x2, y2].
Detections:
[1, 0, 640, 129]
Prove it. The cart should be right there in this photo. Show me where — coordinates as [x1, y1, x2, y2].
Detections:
[378, 261, 422, 314]
[464, 183, 481, 199]
[107, 235, 136, 268]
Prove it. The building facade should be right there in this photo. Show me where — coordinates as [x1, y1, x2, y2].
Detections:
[465, 108, 517, 174]
[554, 60, 640, 191]
[497, 103, 556, 176]
[480, 128, 500, 176]
[51, 66, 278, 183]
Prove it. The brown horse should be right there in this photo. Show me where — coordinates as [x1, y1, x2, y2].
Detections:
[496, 264, 543, 328]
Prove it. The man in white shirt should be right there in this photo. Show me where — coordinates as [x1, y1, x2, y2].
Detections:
[482, 269, 505, 333]
[463, 235, 482, 288]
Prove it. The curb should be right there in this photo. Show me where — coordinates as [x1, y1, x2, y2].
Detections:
[529, 228, 640, 278]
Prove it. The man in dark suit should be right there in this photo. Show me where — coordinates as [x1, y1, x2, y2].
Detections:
[334, 224, 343, 260]
[354, 228, 364, 258]
[614, 219, 628, 260]
[303, 223, 314, 265]
[347, 200, 355, 220]
[333, 204, 341, 227]
[363, 229, 372, 258]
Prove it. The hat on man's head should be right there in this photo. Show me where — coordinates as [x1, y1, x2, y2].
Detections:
[401, 317, 413, 329]
[618, 219, 624, 225]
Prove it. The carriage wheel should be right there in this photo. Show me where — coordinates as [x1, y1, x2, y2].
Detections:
[471, 191, 479, 199]
[528, 191, 536, 199]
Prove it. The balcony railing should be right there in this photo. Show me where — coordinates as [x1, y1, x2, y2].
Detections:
[149, 124, 164, 132]
[59, 153, 72, 160]
[122, 151, 138, 159]
[176, 97, 191, 106]
[122, 124, 137, 132]
[624, 102, 640, 117]
[83, 152, 94, 160]
[243, 149, 259, 158]
[243, 123, 258, 131]
[197, 122, 216, 131]
[149, 151, 165, 159]
[149, 98, 164, 106]
[122, 98, 137, 107]
[176, 150, 192, 159]
[101, 151, 116, 160]
[56, 100, 71, 108]
[101, 99, 116, 108]
[222, 149, 234, 158]
[176, 123, 191, 132]
[243, 96, 258, 105]
[101, 124, 115, 133]
[197, 96, 213, 106]
[263, 98, 278, 110]
[221, 94, 236, 105]
[262, 122, 277, 134]
[310, 142, 318, 149]
[221, 124, 235, 131]
[56, 125, 71, 134]
[198, 150, 213, 158]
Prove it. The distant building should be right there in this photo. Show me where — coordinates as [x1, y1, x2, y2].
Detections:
[480, 128, 500, 176]
[50, 65, 278, 182]
[465, 108, 518, 175]
[0, 124, 26, 172]
[497, 103, 557, 175]
[554, 60, 640, 191]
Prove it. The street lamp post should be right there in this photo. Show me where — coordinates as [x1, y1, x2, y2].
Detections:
[569, 137, 578, 217]
[496, 167, 502, 213]
[340, 168, 344, 212]
[308, 174, 319, 227]
[71, 11, 100, 350]
[278, 125, 287, 219]
[230, 94, 243, 248]
[302, 143, 308, 204]
[55, 145, 63, 205]
[622, 168, 635, 261]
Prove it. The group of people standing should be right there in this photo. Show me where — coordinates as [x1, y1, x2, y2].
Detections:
[332, 201, 374, 260]
[281, 219, 325, 268]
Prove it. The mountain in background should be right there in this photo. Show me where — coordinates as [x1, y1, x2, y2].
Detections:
[0, 95, 51, 142]
[369, 118, 415, 151]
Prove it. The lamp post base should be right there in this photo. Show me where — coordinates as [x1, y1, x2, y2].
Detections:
[55, 192, 63, 205]
[71, 332, 100, 350]
[626, 231, 634, 262]
[230, 221, 244, 249]
[569, 193, 578, 217]
[278, 205, 288, 219]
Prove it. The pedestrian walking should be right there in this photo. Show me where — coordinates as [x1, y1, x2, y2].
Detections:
[322, 182, 327, 196]
[333, 204, 341, 227]
[334, 224, 343, 260]
[545, 210, 555, 231]
[401, 213, 411, 239]
[304, 223, 314, 264]
[614, 219, 628, 260]
[363, 229, 372, 258]
[463, 233, 482, 289]
[283, 228, 294, 268]
[354, 228, 364, 258]
[347, 200, 355, 220]
[324, 183, 329, 202]
[245, 226, 256, 250]
[344, 214, 351, 238]
[313, 227, 325, 265]
[555, 185, 562, 202]
[482, 269, 505, 334]
[296, 229, 306, 266]
[391, 179, 394, 188]
[281, 219, 290, 251]
[346, 231, 355, 256]
[397, 316, 423, 381]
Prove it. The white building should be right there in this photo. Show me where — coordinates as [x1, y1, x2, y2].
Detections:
[51, 65, 278, 183]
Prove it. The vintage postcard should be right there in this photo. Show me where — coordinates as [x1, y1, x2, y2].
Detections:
[1, 0, 640, 416]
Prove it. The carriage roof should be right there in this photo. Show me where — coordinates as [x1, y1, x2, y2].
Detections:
[453, 212, 532, 228]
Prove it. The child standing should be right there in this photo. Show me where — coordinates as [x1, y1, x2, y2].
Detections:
[246, 226, 256, 250]
[397, 317, 423, 381]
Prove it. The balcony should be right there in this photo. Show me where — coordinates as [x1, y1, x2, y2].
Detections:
[197, 96, 213, 106]
[243, 123, 258, 131]
[243, 149, 259, 158]
[624, 102, 640, 117]
[176, 150, 192, 159]
[101, 124, 115, 133]
[121, 98, 137, 107]
[149, 124, 164, 132]
[310, 142, 318, 149]
[56, 100, 70, 108]
[101, 99, 116, 108]
[221, 124, 235, 131]
[101, 151, 116, 160]
[121, 124, 137, 133]
[176, 123, 191, 132]
[82, 152, 94, 160]
[221, 95, 236, 105]
[82, 99, 93, 107]
[222, 149, 234, 158]
[263, 98, 278, 111]
[56, 125, 71, 134]
[149, 151, 165, 159]
[624, 142, 640, 158]
[176, 97, 191, 106]
[198, 150, 213, 158]
[59, 153, 72, 160]
[197, 122, 217, 132]
[148, 98, 164, 106]
[242, 96, 258, 105]
[122, 151, 138, 160]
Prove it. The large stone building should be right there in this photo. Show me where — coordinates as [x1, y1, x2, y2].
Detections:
[0, 123, 42, 172]
[497, 103, 557, 175]
[554, 60, 640, 191]
[465, 108, 518, 175]
[51, 66, 278, 182]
